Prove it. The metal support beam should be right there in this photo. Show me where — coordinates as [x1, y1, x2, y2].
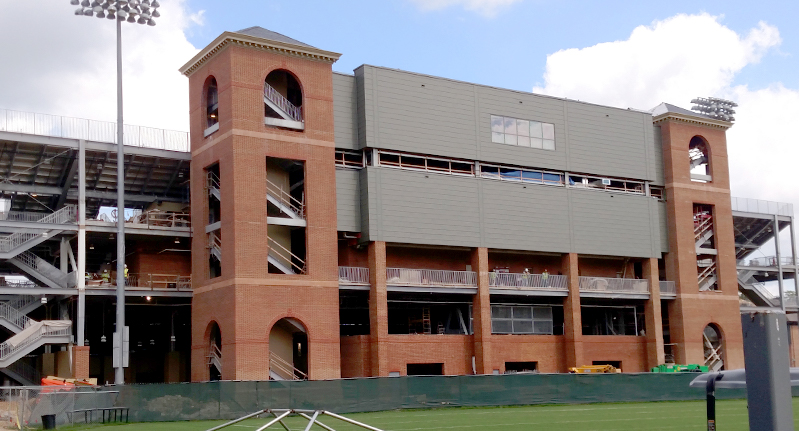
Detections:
[775, 215, 785, 312]
[60, 237, 68, 274]
[114, 17, 126, 385]
[792, 217, 799, 300]
[78, 139, 86, 348]
[55, 151, 79, 209]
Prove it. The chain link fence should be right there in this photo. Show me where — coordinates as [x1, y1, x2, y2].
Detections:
[0, 386, 119, 429]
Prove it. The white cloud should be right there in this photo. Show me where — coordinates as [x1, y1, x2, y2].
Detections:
[0, 0, 201, 131]
[533, 13, 799, 264]
[533, 13, 780, 110]
[407, 0, 522, 16]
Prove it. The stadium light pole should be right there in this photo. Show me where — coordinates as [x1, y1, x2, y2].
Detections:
[70, 0, 160, 385]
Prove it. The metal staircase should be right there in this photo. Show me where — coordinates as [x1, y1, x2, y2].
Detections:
[0, 360, 40, 386]
[269, 351, 307, 381]
[0, 320, 71, 368]
[704, 333, 724, 371]
[698, 259, 718, 292]
[737, 272, 777, 307]
[267, 236, 306, 275]
[207, 344, 222, 373]
[0, 206, 76, 260]
[207, 171, 221, 202]
[266, 178, 305, 221]
[208, 232, 222, 262]
[264, 83, 303, 123]
[10, 251, 75, 289]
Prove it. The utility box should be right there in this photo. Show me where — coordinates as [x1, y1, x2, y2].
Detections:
[741, 311, 794, 431]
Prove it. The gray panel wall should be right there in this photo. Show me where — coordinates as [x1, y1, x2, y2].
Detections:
[651, 125, 665, 186]
[353, 65, 661, 182]
[360, 167, 665, 257]
[336, 169, 360, 232]
[332, 73, 358, 150]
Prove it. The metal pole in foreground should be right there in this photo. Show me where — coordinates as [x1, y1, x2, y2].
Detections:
[115, 16, 126, 385]
[705, 373, 718, 431]
[775, 214, 785, 312]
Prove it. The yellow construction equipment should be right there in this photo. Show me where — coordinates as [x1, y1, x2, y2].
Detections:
[568, 365, 621, 374]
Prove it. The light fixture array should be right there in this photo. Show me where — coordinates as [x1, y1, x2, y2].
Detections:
[70, 0, 160, 25]
[690, 97, 738, 122]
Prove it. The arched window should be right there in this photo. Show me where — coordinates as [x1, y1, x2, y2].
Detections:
[703, 324, 723, 371]
[689, 136, 710, 182]
[205, 77, 219, 134]
[264, 70, 304, 130]
[269, 317, 309, 380]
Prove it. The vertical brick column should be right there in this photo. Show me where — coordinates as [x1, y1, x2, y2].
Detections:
[643, 258, 664, 369]
[72, 345, 90, 380]
[790, 325, 799, 367]
[562, 253, 583, 369]
[471, 247, 492, 374]
[368, 241, 389, 376]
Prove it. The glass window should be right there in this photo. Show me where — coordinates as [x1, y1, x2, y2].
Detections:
[380, 153, 400, 166]
[543, 173, 562, 184]
[521, 171, 543, 183]
[426, 158, 450, 172]
[451, 162, 473, 174]
[543, 139, 555, 151]
[534, 307, 552, 320]
[504, 133, 518, 146]
[481, 165, 500, 179]
[516, 119, 529, 136]
[534, 321, 553, 334]
[530, 138, 543, 149]
[503, 117, 516, 135]
[492, 132, 505, 144]
[492, 306, 511, 319]
[514, 320, 533, 334]
[529, 121, 543, 138]
[500, 168, 522, 181]
[513, 306, 532, 319]
[492, 320, 512, 334]
[491, 115, 504, 133]
[542, 123, 555, 140]
[401, 156, 426, 169]
[517, 136, 531, 147]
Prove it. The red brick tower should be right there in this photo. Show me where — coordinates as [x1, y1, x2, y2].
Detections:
[180, 27, 342, 380]
[655, 105, 744, 370]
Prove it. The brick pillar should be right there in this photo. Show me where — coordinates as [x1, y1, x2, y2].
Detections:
[72, 345, 90, 380]
[471, 247, 492, 374]
[643, 258, 664, 369]
[562, 253, 583, 369]
[368, 241, 389, 376]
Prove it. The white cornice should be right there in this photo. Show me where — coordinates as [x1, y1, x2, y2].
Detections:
[179, 31, 341, 77]
[652, 112, 732, 130]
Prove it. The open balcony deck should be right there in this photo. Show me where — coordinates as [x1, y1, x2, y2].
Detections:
[659, 281, 676, 299]
[338, 267, 478, 294]
[489, 272, 568, 297]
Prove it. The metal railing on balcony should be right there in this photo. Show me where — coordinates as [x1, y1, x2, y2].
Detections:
[266, 178, 305, 219]
[264, 84, 303, 122]
[740, 256, 796, 267]
[386, 268, 477, 288]
[127, 211, 191, 229]
[86, 273, 191, 290]
[731, 197, 794, 217]
[0, 205, 77, 253]
[659, 281, 676, 296]
[489, 272, 567, 290]
[0, 303, 34, 331]
[338, 267, 370, 285]
[0, 108, 189, 152]
[578, 276, 649, 294]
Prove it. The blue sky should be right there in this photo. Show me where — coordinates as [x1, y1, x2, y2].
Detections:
[182, 0, 799, 97]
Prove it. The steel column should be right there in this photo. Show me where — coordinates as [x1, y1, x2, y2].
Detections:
[775, 215, 785, 312]
[114, 17, 126, 385]
[77, 139, 86, 348]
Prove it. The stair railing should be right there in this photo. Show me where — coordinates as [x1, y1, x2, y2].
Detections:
[6, 360, 40, 385]
[698, 261, 717, 291]
[0, 303, 34, 331]
[267, 236, 306, 274]
[0, 205, 77, 253]
[264, 83, 303, 122]
[0, 323, 71, 363]
[694, 215, 713, 241]
[208, 232, 222, 260]
[269, 351, 307, 380]
[207, 171, 220, 196]
[266, 178, 305, 219]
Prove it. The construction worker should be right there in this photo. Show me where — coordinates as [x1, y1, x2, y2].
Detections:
[101, 268, 110, 284]
[521, 268, 531, 287]
[542, 269, 549, 287]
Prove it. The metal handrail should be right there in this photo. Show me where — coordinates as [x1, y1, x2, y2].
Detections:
[266, 178, 305, 219]
[386, 268, 477, 288]
[7, 295, 38, 310]
[489, 272, 567, 290]
[731, 197, 794, 217]
[578, 276, 649, 293]
[269, 351, 307, 380]
[0, 205, 76, 253]
[91, 273, 192, 290]
[743, 256, 797, 267]
[267, 236, 306, 274]
[338, 267, 370, 285]
[127, 211, 191, 229]
[207, 171, 220, 193]
[0, 108, 189, 152]
[0, 323, 71, 362]
[694, 215, 713, 240]
[208, 232, 222, 261]
[263, 83, 303, 122]
[0, 303, 34, 331]
[6, 360, 41, 385]
[659, 281, 676, 295]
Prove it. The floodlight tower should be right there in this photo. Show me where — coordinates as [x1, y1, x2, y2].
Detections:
[70, 0, 161, 385]
[691, 97, 738, 122]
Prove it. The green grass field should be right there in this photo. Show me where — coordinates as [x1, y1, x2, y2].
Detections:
[64, 399, 799, 431]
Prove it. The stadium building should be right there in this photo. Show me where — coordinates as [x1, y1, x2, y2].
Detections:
[0, 26, 795, 383]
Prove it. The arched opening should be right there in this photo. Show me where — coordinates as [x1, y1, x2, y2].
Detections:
[703, 324, 723, 371]
[269, 317, 308, 380]
[205, 77, 219, 128]
[264, 70, 304, 130]
[206, 321, 222, 381]
[689, 136, 711, 182]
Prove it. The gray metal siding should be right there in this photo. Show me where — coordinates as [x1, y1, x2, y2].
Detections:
[568, 189, 656, 257]
[358, 65, 658, 182]
[651, 125, 665, 185]
[336, 169, 361, 232]
[359, 168, 372, 241]
[332, 73, 358, 150]
[481, 181, 571, 253]
[657, 200, 669, 253]
[365, 168, 481, 247]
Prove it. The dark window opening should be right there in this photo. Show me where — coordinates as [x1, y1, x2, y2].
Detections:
[505, 362, 537, 374]
[265, 70, 303, 122]
[407, 363, 443, 376]
[335, 150, 364, 168]
[388, 301, 471, 335]
[582, 306, 640, 336]
[340, 292, 370, 336]
[206, 77, 219, 129]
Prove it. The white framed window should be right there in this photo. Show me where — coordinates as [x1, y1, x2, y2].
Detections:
[491, 305, 554, 335]
[491, 115, 555, 151]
